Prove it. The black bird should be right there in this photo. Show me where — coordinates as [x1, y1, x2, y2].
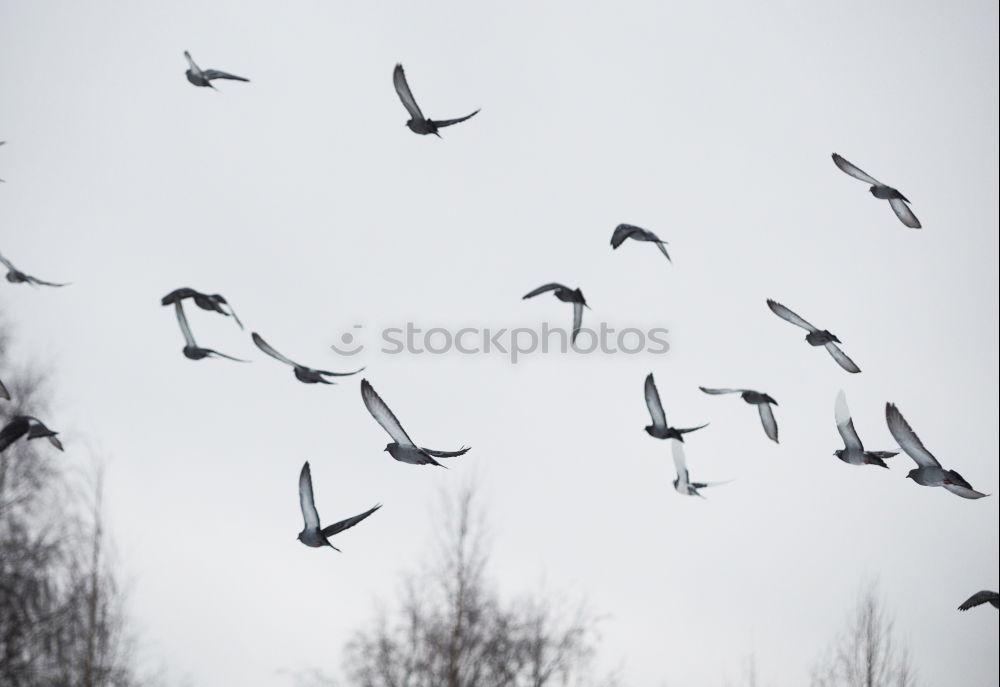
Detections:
[174, 302, 247, 362]
[0, 416, 63, 453]
[611, 224, 671, 262]
[832, 153, 920, 229]
[162, 288, 243, 329]
[1, 251, 68, 287]
[958, 591, 999, 612]
[253, 333, 363, 384]
[393, 64, 479, 137]
[699, 387, 779, 443]
[767, 299, 860, 373]
[643, 373, 708, 441]
[297, 461, 380, 551]
[184, 51, 249, 89]
[522, 283, 589, 343]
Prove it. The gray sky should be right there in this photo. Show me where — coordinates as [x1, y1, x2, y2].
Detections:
[1, 0, 998, 684]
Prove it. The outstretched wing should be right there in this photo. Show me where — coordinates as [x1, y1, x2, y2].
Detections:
[317, 365, 366, 378]
[698, 387, 743, 395]
[958, 591, 999, 611]
[831, 153, 882, 186]
[161, 287, 198, 306]
[251, 333, 300, 368]
[321, 504, 381, 538]
[203, 70, 249, 82]
[24, 274, 69, 287]
[943, 483, 989, 500]
[571, 302, 584, 343]
[0, 418, 29, 453]
[522, 283, 566, 299]
[0, 252, 16, 272]
[885, 403, 940, 468]
[654, 240, 672, 263]
[834, 390, 863, 450]
[611, 224, 642, 248]
[421, 446, 470, 458]
[299, 462, 321, 530]
[644, 373, 667, 429]
[888, 198, 921, 229]
[183, 51, 200, 72]
[671, 440, 689, 490]
[205, 349, 250, 363]
[824, 342, 861, 374]
[174, 302, 197, 347]
[767, 299, 818, 332]
[758, 403, 779, 443]
[360, 379, 415, 446]
[0, 376, 10, 401]
[393, 64, 425, 121]
[432, 110, 479, 128]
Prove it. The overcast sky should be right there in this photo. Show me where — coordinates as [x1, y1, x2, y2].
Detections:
[1, 0, 998, 685]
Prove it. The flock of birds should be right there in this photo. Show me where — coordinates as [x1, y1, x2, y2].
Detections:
[1, 51, 997, 619]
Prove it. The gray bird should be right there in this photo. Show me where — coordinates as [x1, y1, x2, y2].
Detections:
[958, 591, 999, 611]
[297, 461, 380, 551]
[174, 302, 247, 362]
[885, 403, 989, 499]
[671, 440, 730, 498]
[523, 283, 589, 343]
[833, 391, 897, 468]
[184, 51, 249, 89]
[252, 333, 363, 384]
[1, 251, 68, 287]
[832, 153, 920, 229]
[611, 224, 671, 262]
[699, 387, 779, 443]
[360, 379, 470, 467]
[162, 288, 243, 329]
[393, 64, 479, 137]
[767, 299, 860, 374]
[644, 373, 708, 441]
[0, 415, 63, 453]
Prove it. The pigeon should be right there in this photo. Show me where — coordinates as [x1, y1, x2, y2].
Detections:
[885, 403, 989, 499]
[610, 224, 671, 262]
[161, 288, 243, 329]
[699, 387, 779, 443]
[831, 153, 920, 229]
[174, 302, 247, 362]
[0, 416, 63, 453]
[0, 377, 9, 401]
[671, 440, 730, 498]
[0, 251, 68, 287]
[643, 373, 708, 441]
[252, 333, 363, 384]
[766, 299, 860, 373]
[297, 461, 380, 551]
[522, 283, 589, 343]
[184, 51, 249, 89]
[360, 379, 470, 467]
[393, 64, 479, 137]
[958, 591, 999, 611]
[833, 391, 898, 468]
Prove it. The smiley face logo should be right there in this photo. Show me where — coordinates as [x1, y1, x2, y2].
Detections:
[330, 325, 365, 356]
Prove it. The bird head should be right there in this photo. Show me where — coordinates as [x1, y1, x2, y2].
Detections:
[906, 469, 918, 481]
[833, 449, 844, 459]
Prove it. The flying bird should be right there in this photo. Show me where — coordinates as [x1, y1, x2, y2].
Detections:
[611, 224, 671, 262]
[643, 373, 708, 441]
[297, 461, 380, 551]
[885, 403, 989, 499]
[173, 302, 247, 362]
[831, 153, 920, 229]
[699, 387, 779, 443]
[0, 416, 63, 453]
[161, 288, 243, 329]
[252, 333, 363, 384]
[393, 64, 479, 137]
[360, 379, 470, 467]
[958, 590, 999, 611]
[833, 391, 898, 468]
[1, 377, 9, 401]
[183, 51, 249, 89]
[1, 252, 68, 287]
[523, 283, 589, 343]
[766, 299, 860, 373]
[671, 440, 730, 498]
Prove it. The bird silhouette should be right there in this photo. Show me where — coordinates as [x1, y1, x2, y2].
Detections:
[297, 461, 380, 551]
[393, 64, 479, 137]
[832, 153, 920, 228]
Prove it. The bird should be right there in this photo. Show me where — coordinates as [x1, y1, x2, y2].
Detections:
[173, 302, 248, 362]
[766, 299, 860, 373]
[610, 224, 671, 262]
[522, 283, 589, 343]
[831, 153, 920, 229]
[671, 440, 730, 498]
[0, 377, 9, 401]
[161, 288, 243, 329]
[699, 387, 779, 443]
[885, 403, 989, 499]
[183, 51, 249, 89]
[0, 415, 63, 453]
[252, 333, 363, 384]
[958, 590, 999, 611]
[643, 373, 708, 441]
[360, 379, 470, 467]
[393, 64, 479, 137]
[297, 461, 380, 551]
[1, 251, 68, 287]
[833, 391, 898, 468]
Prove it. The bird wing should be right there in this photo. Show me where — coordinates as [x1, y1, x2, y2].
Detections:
[393, 64, 426, 121]
[202, 70, 249, 82]
[174, 302, 197, 347]
[610, 224, 641, 248]
[432, 110, 480, 128]
[321, 504, 381, 538]
[758, 403, 779, 443]
[205, 349, 250, 363]
[421, 446, 470, 458]
[834, 390, 863, 450]
[251, 333, 300, 368]
[958, 591, 999, 611]
[671, 440, 690, 490]
[824, 342, 861, 374]
[831, 153, 882, 186]
[0, 418, 29, 452]
[0, 377, 9, 400]
[183, 51, 200, 72]
[161, 287, 197, 306]
[644, 373, 667, 429]
[298, 462, 321, 530]
[888, 197, 921, 229]
[654, 240, 672, 263]
[943, 483, 989, 500]
[360, 379, 415, 446]
[316, 365, 366, 378]
[885, 403, 940, 468]
[698, 387, 743, 395]
[24, 274, 69, 287]
[0, 252, 18, 271]
[522, 283, 566, 299]
[572, 301, 584, 342]
[766, 299, 818, 332]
